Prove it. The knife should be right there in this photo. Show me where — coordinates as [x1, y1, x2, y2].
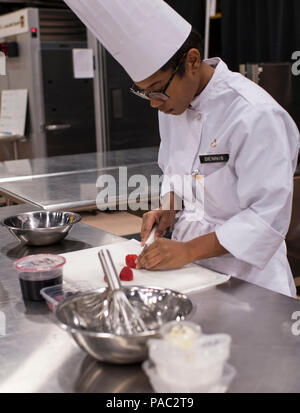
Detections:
[142, 225, 157, 251]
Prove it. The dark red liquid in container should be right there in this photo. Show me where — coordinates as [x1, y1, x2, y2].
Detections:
[15, 254, 66, 302]
[19, 273, 63, 301]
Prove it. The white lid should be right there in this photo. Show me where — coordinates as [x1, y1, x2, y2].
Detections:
[15, 254, 66, 273]
[64, 0, 191, 81]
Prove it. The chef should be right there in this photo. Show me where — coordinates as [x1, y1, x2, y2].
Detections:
[64, 0, 299, 297]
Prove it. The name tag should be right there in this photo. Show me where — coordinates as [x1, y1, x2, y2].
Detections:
[199, 154, 229, 164]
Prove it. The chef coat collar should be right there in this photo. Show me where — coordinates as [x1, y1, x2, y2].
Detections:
[189, 57, 228, 111]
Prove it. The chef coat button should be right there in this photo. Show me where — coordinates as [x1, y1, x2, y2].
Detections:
[197, 113, 202, 120]
[167, 166, 172, 174]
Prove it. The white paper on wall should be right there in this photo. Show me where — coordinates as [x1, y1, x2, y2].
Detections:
[72, 48, 94, 79]
[0, 89, 28, 135]
[0, 51, 6, 75]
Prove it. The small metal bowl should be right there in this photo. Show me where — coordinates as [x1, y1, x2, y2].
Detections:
[1, 210, 81, 246]
[54, 286, 193, 364]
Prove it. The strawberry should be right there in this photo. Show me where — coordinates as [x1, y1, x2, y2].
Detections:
[119, 266, 133, 281]
[125, 254, 137, 269]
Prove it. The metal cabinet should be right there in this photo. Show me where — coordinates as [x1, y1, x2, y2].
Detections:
[0, 7, 96, 160]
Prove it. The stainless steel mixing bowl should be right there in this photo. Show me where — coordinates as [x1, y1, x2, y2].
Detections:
[1, 210, 81, 246]
[54, 286, 193, 364]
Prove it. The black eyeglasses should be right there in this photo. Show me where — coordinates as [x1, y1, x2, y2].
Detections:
[130, 53, 187, 102]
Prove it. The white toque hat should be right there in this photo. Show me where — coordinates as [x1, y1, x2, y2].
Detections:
[64, 0, 191, 82]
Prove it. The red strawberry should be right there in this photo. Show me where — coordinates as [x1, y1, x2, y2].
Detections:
[119, 266, 133, 281]
[125, 254, 137, 269]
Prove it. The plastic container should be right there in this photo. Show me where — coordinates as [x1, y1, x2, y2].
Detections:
[14, 254, 66, 302]
[41, 281, 92, 311]
[144, 320, 233, 392]
[142, 360, 236, 393]
[148, 333, 231, 386]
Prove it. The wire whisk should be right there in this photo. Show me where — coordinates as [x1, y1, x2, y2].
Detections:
[98, 248, 149, 335]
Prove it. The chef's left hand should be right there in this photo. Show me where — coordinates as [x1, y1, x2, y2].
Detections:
[136, 238, 191, 270]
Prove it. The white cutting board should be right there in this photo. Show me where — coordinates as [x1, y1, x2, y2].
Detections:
[60, 239, 230, 294]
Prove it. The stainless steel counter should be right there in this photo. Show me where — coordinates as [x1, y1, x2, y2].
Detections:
[0, 147, 159, 182]
[0, 147, 298, 211]
[0, 148, 161, 211]
[0, 204, 300, 393]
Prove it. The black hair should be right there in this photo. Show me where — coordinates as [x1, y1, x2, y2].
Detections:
[160, 28, 204, 77]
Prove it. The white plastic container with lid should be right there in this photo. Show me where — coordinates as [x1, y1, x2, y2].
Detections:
[144, 320, 235, 393]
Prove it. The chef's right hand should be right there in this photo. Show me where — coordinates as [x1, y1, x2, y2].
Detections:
[140, 209, 176, 247]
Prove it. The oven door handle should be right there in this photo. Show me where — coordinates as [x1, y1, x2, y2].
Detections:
[45, 124, 71, 131]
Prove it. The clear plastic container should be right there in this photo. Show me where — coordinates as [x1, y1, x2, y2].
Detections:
[14, 254, 66, 302]
[41, 281, 92, 311]
[148, 333, 231, 386]
[145, 320, 233, 392]
[143, 360, 236, 393]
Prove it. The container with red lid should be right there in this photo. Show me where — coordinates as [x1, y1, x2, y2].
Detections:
[14, 254, 65, 301]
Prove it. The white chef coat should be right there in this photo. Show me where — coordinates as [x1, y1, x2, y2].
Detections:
[158, 57, 300, 297]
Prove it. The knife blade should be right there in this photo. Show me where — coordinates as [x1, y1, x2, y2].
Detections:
[142, 225, 157, 251]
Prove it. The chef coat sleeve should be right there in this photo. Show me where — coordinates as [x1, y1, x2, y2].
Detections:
[215, 106, 299, 270]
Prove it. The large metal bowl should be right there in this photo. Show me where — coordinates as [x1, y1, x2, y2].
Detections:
[54, 286, 193, 364]
[1, 210, 81, 246]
